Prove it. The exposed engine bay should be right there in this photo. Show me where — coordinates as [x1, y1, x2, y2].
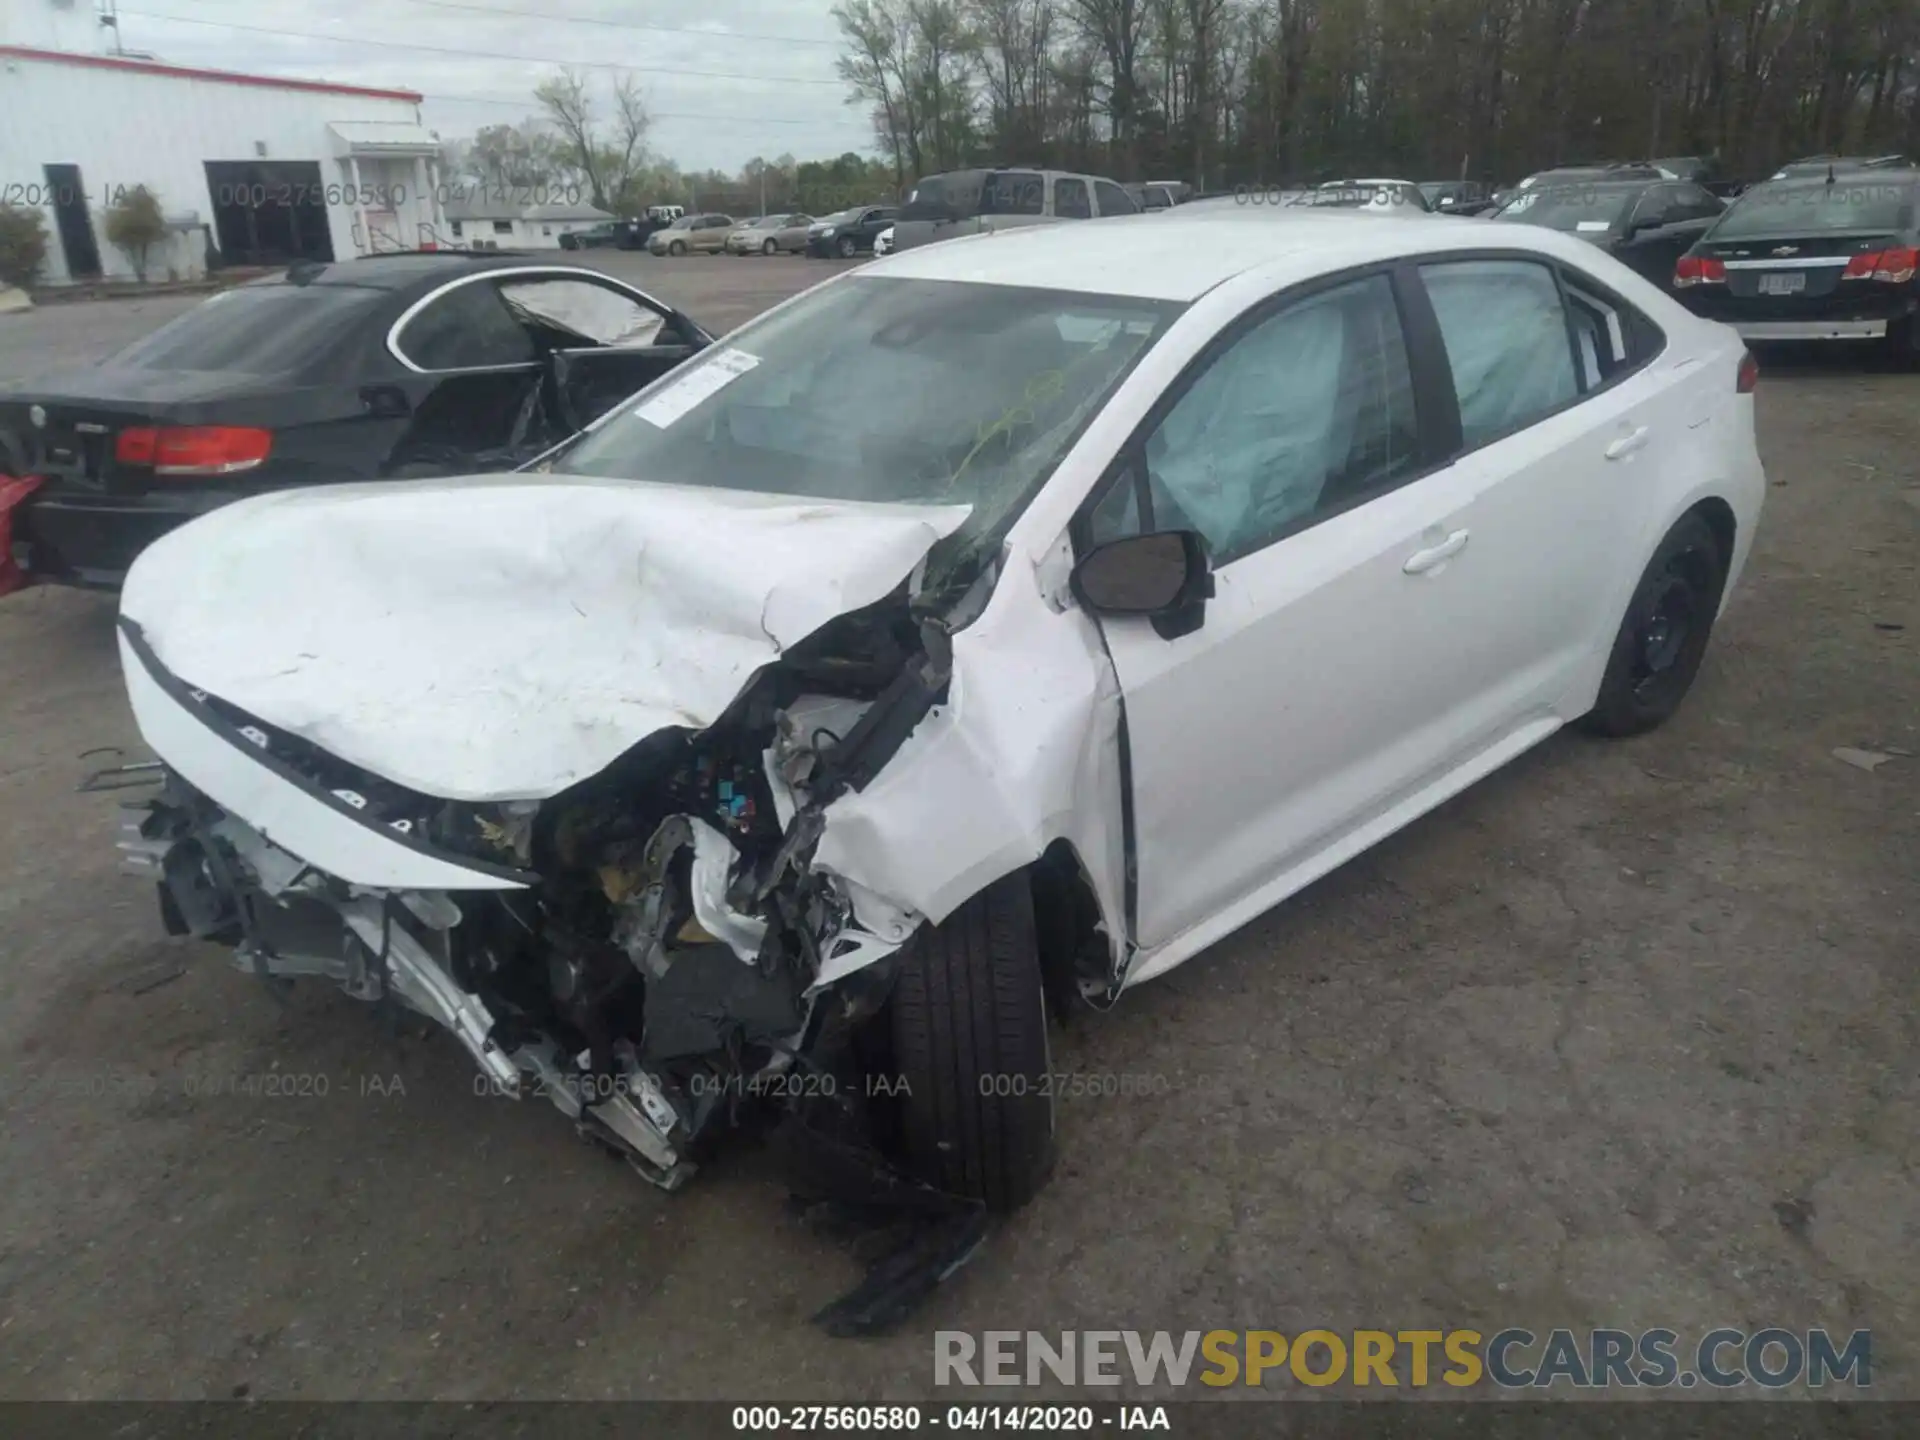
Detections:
[118, 594, 951, 1199]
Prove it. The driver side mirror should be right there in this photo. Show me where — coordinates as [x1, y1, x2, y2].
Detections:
[1071, 530, 1215, 639]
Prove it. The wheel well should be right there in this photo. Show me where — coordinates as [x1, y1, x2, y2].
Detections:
[1027, 841, 1113, 1014]
[1687, 496, 1736, 586]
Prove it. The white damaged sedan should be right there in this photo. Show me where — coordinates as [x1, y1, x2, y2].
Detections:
[112, 209, 1765, 1223]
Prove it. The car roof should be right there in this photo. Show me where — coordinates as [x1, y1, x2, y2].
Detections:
[868, 208, 1615, 302]
[280, 252, 566, 291]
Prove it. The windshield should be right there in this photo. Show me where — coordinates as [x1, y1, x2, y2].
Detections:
[107, 282, 386, 374]
[666, 216, 695, 230]
[816, 210, 860, 227]
[1710, 180, 1915, 239]
[746, 215, 784, 228]
[1493, 185, 1636, 232]
[555, 276, 1183, 578]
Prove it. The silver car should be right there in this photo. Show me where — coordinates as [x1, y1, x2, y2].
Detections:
[891, 167, 1139, 251]
[724, 213, 813, 255]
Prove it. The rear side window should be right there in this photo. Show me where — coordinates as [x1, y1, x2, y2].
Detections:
[1670, 184, 1723, 221]
[1417, 259, 1578, 449]
[396, 278, 538, 370]
[1095, 180, 1137, 216]
[1558, 272, 1664, 390]
[1055, 178, 1092, 219]
[108, 283, 386, 375]
[983, 171, 1044, 216]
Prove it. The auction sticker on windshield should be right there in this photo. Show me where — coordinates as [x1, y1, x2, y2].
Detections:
[1576, 220, 1612, 232]
[634, 348, 760, 428]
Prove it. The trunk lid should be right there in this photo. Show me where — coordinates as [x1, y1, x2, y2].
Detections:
[0, 366, 277, 493]
[1700, 232, 1904, 301]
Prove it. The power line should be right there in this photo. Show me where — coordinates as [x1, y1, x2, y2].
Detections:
[116, 8, 849, 86]
[421, 92, 841, 128]
[395, 0, 841, 49]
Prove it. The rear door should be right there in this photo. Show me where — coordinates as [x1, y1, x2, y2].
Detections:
[1409, 255, 1678, 724]
[1617, 184, 1711, 284]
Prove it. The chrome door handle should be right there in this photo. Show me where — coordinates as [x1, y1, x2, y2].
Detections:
[1403, 528, 1470, 574]
[1605, 425, 1650, 460]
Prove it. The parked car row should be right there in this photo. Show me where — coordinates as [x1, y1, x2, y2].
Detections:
[1485, 155, 1920, 355]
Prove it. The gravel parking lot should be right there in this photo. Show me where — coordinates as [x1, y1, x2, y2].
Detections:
[0, 252, 1914, 1402]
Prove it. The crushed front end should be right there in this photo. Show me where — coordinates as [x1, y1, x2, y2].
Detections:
[113, 595, 949, 1197]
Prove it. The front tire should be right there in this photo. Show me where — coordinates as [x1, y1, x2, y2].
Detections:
[836, 235, 859, 258]
[762, 239, 777, 255]
[669, 240, 686, 256]
[1581, 512, 1725, 737]
[888, 873, 1056, 1211]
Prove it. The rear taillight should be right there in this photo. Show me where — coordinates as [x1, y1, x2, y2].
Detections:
[1842, 246, 1918, 281]
[1673, 255, 1726, 287]
[114, 426, 272, 476]
[1737, 351, 1759, 394]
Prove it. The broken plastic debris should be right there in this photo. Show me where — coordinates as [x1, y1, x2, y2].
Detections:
[1831, 747, 1894, 773]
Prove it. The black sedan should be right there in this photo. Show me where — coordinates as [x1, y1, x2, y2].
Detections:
[557, 222, 623, 250]
[0, 253, 713, 588]
[805, 206, 897, 258]
[1670, 167, 1919, 354]
[1489, 178, 1725, 286]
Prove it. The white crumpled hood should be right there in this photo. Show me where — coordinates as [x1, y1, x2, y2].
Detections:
[120, 474, 970, 801]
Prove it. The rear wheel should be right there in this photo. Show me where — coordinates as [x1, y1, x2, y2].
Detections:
[1581, 512, 1725, 737]
[887, 873, 1056, 1211]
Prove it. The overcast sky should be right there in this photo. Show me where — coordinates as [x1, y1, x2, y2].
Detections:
[103, 0, 868, 172]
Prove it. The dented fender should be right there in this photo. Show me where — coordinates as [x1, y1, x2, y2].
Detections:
[811, 552, 1129, 978]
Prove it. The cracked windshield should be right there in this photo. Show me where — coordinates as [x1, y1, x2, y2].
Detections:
[555, 276, 1183, 556]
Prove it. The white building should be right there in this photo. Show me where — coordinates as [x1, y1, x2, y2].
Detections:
[0, 0, 446, 284]
[442, 195, 617, 250]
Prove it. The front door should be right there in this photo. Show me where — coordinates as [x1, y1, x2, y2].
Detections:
[43, 165, 102, 279]
[1083, 271, 1493, 954]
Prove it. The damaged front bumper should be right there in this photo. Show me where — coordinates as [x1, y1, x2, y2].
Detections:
[111, 609, 942, 1193]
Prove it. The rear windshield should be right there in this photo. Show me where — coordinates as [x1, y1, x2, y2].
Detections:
[106, 282, 386, 374]
[1711, 180, 1916, 239]
[1494, 185, 1638, 232]
[901, 171, 987, 222]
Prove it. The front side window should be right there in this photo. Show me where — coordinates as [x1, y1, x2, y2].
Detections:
[1054, 178, 1092, 219]
[496, 277, 668, 348]
[1095, 180, 1138, 215]
[1087, 274, 1420, 562]
[1418, 259, 1578, 449]
[556, 276, 1183, 578]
